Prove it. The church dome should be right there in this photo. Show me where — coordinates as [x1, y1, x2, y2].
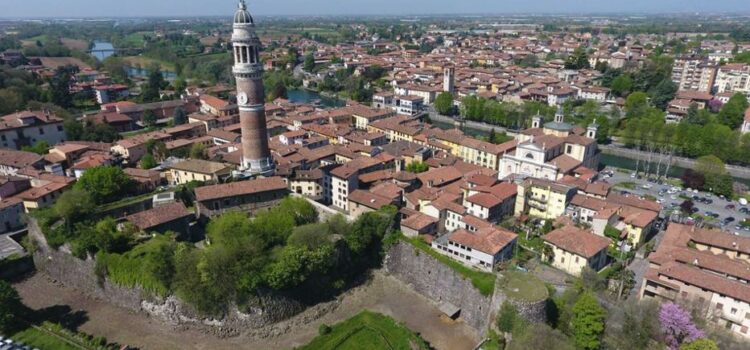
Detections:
[234, 0, 254, 25]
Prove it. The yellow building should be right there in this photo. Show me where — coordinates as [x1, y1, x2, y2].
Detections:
[542, 225, 611, 276]
[168, 159, 233, 186]
[514, 178, 576, 220]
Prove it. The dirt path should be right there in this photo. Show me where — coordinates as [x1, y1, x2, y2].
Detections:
[14, 272, 479, 350]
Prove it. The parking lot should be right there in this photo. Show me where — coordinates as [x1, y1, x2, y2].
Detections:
[602, 167, 749, 236]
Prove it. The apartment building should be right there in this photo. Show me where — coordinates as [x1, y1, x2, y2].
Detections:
[671, 55, 718, 93]
[641, 224, 750, 339]
[514, 178, 577, 220]
[715, 63, 750, 98]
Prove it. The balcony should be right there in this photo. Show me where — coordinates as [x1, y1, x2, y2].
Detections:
[643, 282, 677, 301]
[529, 194, 548, 203]
[528, 200, 547, 211]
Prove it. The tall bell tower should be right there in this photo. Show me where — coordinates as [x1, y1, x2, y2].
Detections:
[232, 0, 273, 175]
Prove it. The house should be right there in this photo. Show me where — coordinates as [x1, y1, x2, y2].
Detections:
[194, 176, 288, 218]
[168, 159, 233, 185]
[0, 197, 24, 233]
[125, 202, 192, 236]
[111, 131, 172, 164]
[0, 111, 66, 150]
[123, 168, 162, 193]
[94, 84, 130, 104]
[542, 225, 611, 276]
[0, 149, 44, 176]
[83, 111, 135, 132]
[16, 182, 71, 212]
[400, 210, 439, 237]
[640, 224, 750, 338]
[0, 176, 31, 200]
[289, 169, 325, 201]
[463, 182, 517, 222]
[431, 227, 518, 271]
[347, 189, 398, 218]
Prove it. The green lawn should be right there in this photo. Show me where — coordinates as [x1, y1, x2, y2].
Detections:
[499, 271, 548, 302]
[615, 181, 637, 190]
[298, 311, 429, 350]
[402, 236, 496, 296]
[10, 327, 80, 350]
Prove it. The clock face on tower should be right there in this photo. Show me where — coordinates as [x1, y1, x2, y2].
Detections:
[237, 92, 248, 105]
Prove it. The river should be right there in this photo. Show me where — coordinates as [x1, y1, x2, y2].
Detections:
[90, 41, 115, 61]
[90, 41, 176, 81]
[287, 89, 345, 108]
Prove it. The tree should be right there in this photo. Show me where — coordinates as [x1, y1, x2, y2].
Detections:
[649, 79, 678, 110]
[565, 47, 590, 70]
[405, 161, 429, 173]
[680, 200, 695, 217]
[74, 166, 133, 204]
[190, 142, 206, 160]
[604, 300, 660, 350]
[610, 74, 633, 97]
[717, 93, 748, 129]
[139, 154, 157, 169]
[680, 339, 718, 350]
[571, 292, 607, 350]
[304, 53, 316, 72]
[625, 92, 650, 119]
[508, 323, 575, 350]
[659, 302, 705, 350]
[49, 67, 73, 108]
[142, 110, 157, 128]
[21, 140, 50, 155]
[0, 281, 22, 333]
[496, 301, 518, 333]
[141, 63, 165, 102]
[54, 188, 95, 231]
[434, 92, 454, 115]
[173, 107, 187, 126]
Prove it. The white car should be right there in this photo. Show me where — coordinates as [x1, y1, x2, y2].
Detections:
[642, 184, 652, 189]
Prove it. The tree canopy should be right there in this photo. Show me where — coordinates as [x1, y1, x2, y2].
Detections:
[74, 166, 133, 204]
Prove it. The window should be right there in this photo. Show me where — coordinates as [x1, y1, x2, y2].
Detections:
[39, 127, 45, 135]
[566, 145, 572, 153]
[57, 125, 63, 132]
[716, 303, 724, 311]
[731, 308, 737, 315]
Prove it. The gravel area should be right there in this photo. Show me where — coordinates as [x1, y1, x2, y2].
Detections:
[14, 271, 479, 350]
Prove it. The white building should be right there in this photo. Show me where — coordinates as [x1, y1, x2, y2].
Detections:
[0, 111, 66, 150]
[431, 227, 517, 271]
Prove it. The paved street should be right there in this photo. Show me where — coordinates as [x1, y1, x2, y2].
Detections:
[603, 167, 749, 236]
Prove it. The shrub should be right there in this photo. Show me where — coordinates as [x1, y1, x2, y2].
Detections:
[318, 323, 332, 335]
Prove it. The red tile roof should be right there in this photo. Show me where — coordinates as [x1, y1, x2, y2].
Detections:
[543, 225, 610, 258]
[195, 176, 287, 202]
[448, 227, 517, 255]
[126, 202, 191, 230]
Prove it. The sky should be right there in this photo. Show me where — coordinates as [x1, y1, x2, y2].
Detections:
[3, 0, 750, 18]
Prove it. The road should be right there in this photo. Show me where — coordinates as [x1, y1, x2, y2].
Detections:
[603, 166, 749, 236]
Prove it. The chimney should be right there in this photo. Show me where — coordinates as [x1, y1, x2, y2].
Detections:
[693, 258, 699, 265]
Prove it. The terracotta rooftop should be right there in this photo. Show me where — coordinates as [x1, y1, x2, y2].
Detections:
[447, 227, 517, 255]
[195, 176, 287, 202]
[170, 159, 231, 175]
[126, 202, 191, 231]
[543, 225, 611, 258]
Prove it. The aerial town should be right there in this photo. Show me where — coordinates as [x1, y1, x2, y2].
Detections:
[1, 1, 750, 349]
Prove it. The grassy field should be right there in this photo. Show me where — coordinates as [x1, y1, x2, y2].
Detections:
[499, 271, 548, 302]
[402, 236, 496, 296]
[61, 38, 90, 51]
[121, 55, 175, 71]
[298, 311, 430, 350]
[11, 327, 81, 350]
[123, 31, 152, 47]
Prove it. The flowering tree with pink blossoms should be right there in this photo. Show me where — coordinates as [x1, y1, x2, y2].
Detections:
[659, 302, 705, 350]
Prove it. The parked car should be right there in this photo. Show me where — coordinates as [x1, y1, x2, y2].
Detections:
[726, 204, 736, 210]
[739, 207, 749, 214]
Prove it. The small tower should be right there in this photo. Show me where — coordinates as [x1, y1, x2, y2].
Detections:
[531, 112, 542, 129]
[554, 107, 565, 123]
[443, 66, 455, 93]
[587, 122, 599, 140]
